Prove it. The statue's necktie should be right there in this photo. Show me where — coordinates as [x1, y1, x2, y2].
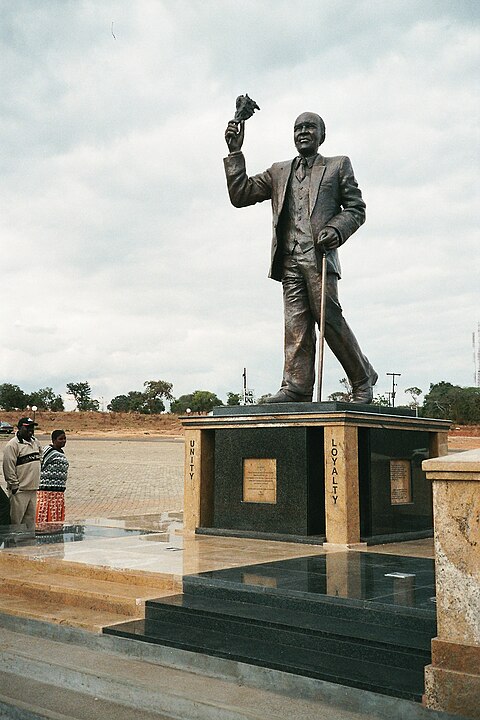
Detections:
[295, 157, 307, 183]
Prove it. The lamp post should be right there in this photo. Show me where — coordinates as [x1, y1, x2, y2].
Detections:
[31, 405, 37, 425]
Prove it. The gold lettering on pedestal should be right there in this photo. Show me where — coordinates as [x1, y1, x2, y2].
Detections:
[390, 460, 412, 504]
[189, 439, 195, 481]
[331, 439, 339, 505]
[243, 458, 277, 504]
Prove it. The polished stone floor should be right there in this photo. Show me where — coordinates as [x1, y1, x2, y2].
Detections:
[193, 551, 436, 614]
[0, 512, 434, 579]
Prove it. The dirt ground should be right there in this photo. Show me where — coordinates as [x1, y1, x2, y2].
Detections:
[0, 410, 479, 449]
[0, 411, 184, 438]
[447, 424, 480, 450]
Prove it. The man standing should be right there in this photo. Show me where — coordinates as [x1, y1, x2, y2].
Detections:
[224, 111, 377, 403]
[3, 417, 42, 530]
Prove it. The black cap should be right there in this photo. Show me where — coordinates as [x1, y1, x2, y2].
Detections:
[17, 417, 38, 428]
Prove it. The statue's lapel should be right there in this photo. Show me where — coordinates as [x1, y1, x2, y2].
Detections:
[278, 161, 293, 211]
[309, 155, 326, 214]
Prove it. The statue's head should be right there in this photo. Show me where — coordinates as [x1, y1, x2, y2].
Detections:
[294, 112, 325, 156]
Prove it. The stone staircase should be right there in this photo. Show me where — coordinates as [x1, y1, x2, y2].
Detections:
[0, 614, 463, 720]
[105, 552, 438, 702]
[0, 552, 181, 632]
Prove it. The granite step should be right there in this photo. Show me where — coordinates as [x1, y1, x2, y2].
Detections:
[144, 592, 432, 658]
[104, 616, 426, 701]
[182, 574, 437, 634]
[105, 557, 437, 702]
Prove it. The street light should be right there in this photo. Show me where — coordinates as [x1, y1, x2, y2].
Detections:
[31, 405, 37, 425]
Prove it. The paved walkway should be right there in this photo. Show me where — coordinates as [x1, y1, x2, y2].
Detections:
[0, 436, 185, 522]
[64, 437, 184, 521]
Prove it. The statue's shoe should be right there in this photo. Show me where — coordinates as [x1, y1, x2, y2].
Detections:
[351, 368, 378, 404]
[262, 390, 312, 403]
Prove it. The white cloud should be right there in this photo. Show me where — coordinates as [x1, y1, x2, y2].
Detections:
[0, 0, 478, 408]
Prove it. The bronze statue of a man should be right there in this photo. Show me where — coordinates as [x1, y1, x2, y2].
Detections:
[224, 111, 377, 403]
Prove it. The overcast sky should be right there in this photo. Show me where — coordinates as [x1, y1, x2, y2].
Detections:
[0, 0, 478, 410]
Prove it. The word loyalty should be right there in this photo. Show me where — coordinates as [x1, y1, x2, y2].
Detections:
[331, 438, 339, 505]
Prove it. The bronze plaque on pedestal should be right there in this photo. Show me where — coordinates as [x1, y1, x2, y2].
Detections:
[243, 458, 277, 503]
[390, 459, 412, 505]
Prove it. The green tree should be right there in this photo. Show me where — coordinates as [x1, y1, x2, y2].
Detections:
[328, 392, 348, 403]
[371, 393, 390, 407]
[28, 387, 65, 412]
[422, 382, 480, 423]
[108, 381, 173, 414]
[107, 394, 130, 412]
[142, 380, 173, 413]
[0, 383, 27, 411]
[405, 386, 422, 414]
[66, 382, 99, 411]
[170, 394, 193, 414]
[107, 392, 149, 413]
[226, 392, 241, 406]
[328, 378, 352, 403]
[171, 390, 223, 414]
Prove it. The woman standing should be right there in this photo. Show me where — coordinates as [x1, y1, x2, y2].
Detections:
[36, 430, 69, 526]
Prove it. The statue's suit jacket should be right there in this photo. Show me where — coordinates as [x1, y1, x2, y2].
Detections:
[224, 151, 366, 281]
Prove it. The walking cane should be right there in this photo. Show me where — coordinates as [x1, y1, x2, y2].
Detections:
[315, 253, 328, 403]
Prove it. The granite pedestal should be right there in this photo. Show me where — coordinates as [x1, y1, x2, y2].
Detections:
[182, 403, 450, 545]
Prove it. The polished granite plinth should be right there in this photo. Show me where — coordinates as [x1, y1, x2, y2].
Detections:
[183, 407, 449, 546]
[105, 551, 436, 701]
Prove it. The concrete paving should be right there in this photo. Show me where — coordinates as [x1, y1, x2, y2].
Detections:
[0, 436, 185, 521]
[0, 618, 466, 720]
[64, 437, 184, 520]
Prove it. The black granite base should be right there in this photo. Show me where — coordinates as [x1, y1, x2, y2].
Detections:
[362, 529, 433, 545]
[105, 552, 436, 701]
[206, 419, 433, 542]
[195, 527, 326, 544]
[212, 401, 416, 417]
[213, 426, 324, 535]
[359, 428, 432, 538]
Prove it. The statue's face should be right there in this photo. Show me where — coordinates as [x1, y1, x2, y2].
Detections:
[294, 112, 323, 156]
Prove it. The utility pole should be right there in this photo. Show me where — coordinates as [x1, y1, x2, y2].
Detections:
[386, 372, 401, 407]
[242, 368, 254, 405]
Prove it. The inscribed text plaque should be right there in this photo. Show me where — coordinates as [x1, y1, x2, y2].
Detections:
[243, 458, 277, 504]
[390, 459, 412, 505]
